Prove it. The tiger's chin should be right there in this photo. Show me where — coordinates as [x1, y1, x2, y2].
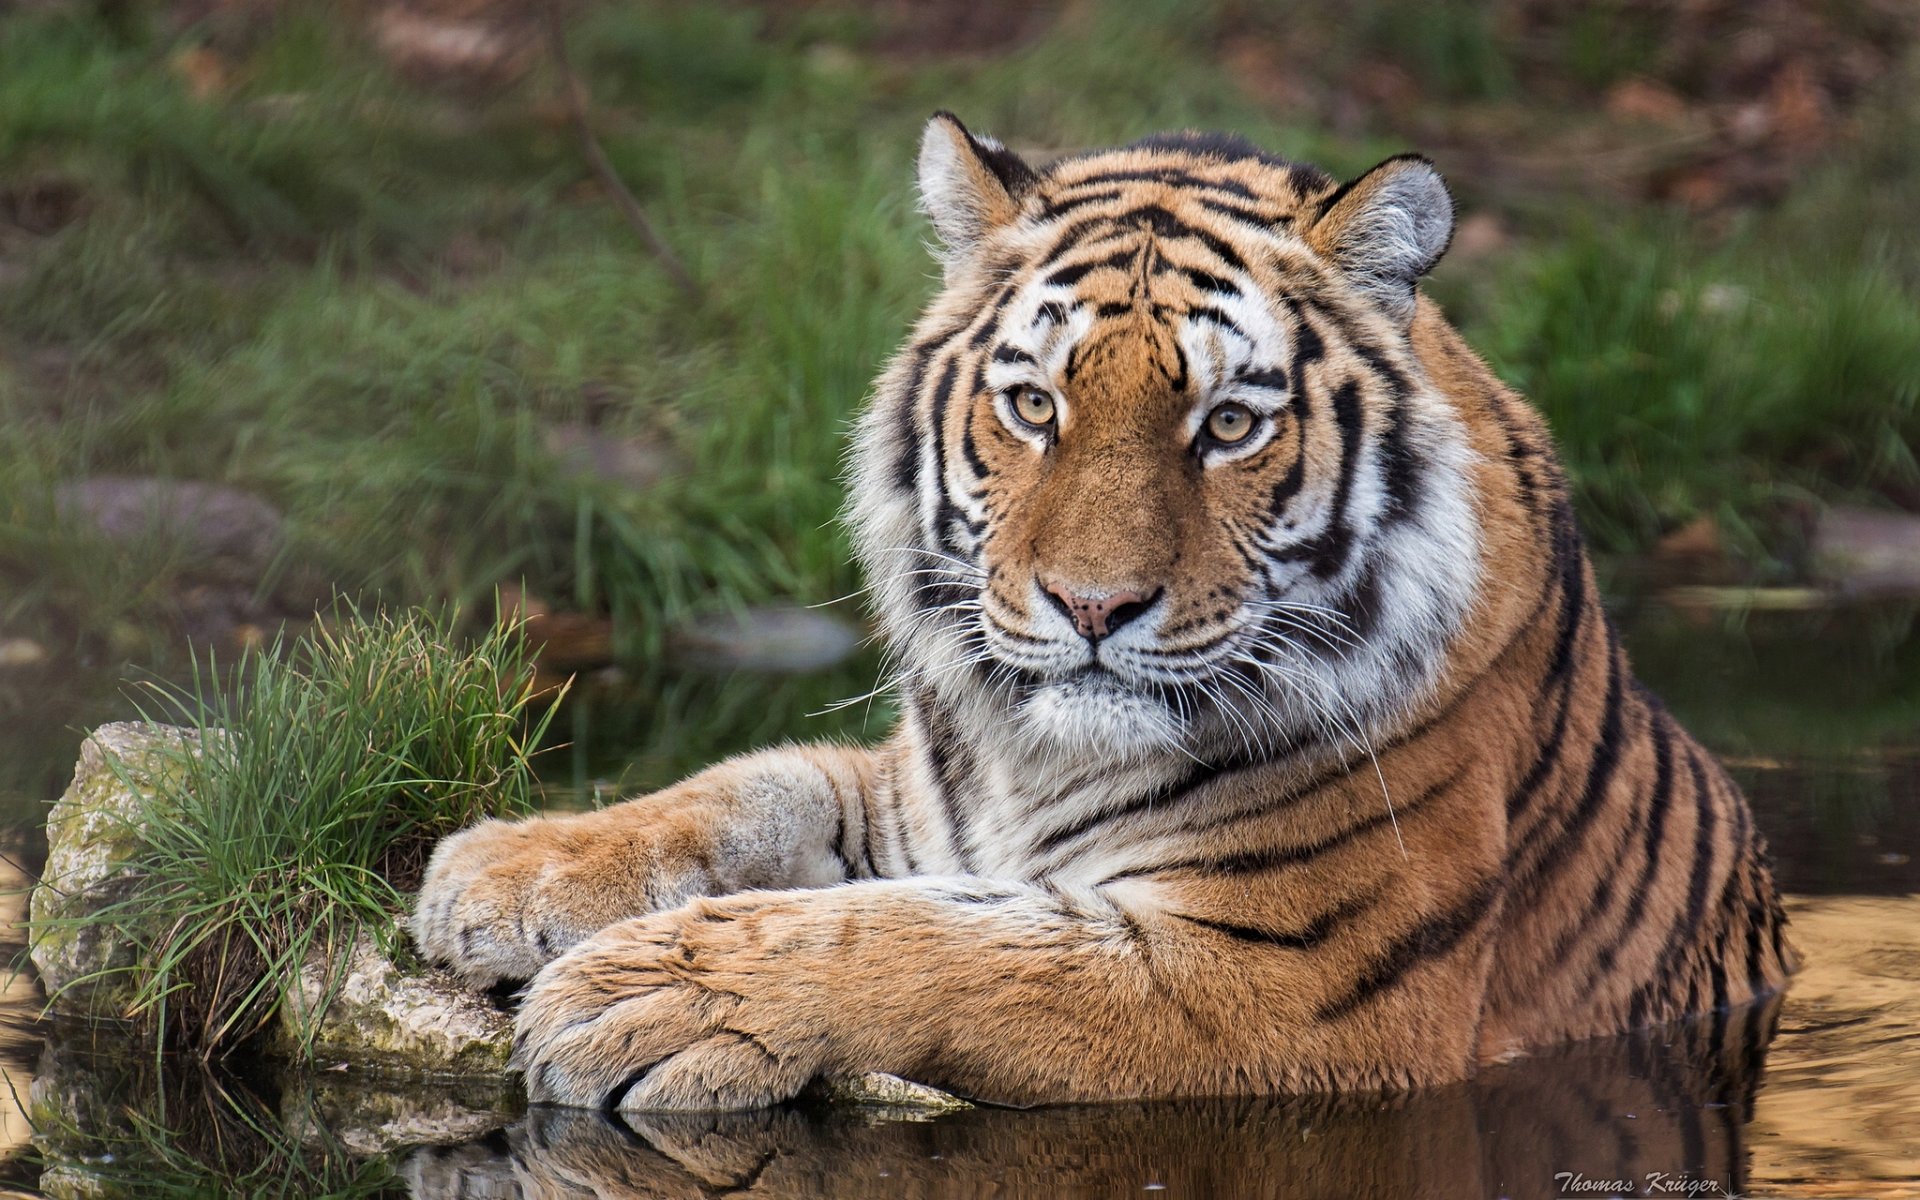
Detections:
[1013, 671, 1187, 761]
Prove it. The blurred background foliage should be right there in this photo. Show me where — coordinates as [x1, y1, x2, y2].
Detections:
[0, 0, 1916, 670]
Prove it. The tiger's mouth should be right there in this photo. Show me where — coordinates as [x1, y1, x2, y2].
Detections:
[1013, 667, 1189, 757]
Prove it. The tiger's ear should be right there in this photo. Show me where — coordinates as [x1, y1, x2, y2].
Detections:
[1306, 155, 1454, 325]
[917, 112, 1037, 269]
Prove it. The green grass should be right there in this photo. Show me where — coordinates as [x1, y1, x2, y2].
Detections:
[1444, 226, 1920, 559]
[35, 604, 561, 1058]
[0, 0, 1916, 663]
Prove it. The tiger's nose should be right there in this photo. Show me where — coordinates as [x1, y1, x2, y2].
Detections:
[1041, 580, 1158, 642]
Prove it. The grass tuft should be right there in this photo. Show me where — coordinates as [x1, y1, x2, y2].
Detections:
[48, 602, 563, 1059]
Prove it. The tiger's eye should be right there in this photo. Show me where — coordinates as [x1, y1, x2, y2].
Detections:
[1011, 387, 1057, 428]
[1206, 402, 1256, 444]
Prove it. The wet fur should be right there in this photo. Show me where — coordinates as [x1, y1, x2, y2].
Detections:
[414, 118, 1793, 1110]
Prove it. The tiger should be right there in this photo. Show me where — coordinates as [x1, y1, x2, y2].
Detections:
[412, 113, 1794, 1112]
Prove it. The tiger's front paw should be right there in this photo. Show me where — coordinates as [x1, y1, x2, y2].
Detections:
[412, 812, 679, 987]
[411, 818, 577, 985]
[513, 898, 829, 1112]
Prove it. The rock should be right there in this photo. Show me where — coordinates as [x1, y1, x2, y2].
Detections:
[669, 606, 863, 673]
[54, 477, 284, 580]
[0, 637, 48, 669]
[1812, 506, 1920, 597]
[816, 1071, 972, 1113]
[33, 722, 515, 1081]
[29, 723, 214, 1008]
[277, 932, 514, 1079]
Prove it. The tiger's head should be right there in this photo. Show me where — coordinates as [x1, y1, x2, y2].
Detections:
[850, 115, 1485, 764]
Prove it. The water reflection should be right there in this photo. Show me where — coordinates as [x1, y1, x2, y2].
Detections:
[26, 992, 1779, 1200]
[396, 999, 1779, 1200]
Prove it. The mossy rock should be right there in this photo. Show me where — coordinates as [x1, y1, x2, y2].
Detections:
[274, 931, 514, 1079]
[31, 722, 515, 1080]
[28, 722, 210, 1011]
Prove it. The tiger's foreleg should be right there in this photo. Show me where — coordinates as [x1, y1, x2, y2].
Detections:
[512, 876, 1492, 1110]
[412, 745, 877, 986]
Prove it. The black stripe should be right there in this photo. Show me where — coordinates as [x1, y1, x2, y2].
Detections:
[1038, 186, 1123, 218]
[1505, 508, 1588, 825]
[1680, 747, 1722, 935]
[1055, 166, 1257, 198]
[1314, 877, 1503, 1021]
[1172, 890, 1376, 950]
[1483, 388, 1544, 518]
[913, 691, 975, 871]
[923, 357, 965, 556]
[1350, 343, 1419, 523]
[1033, 757, 1229, 860]
[1273, 379, 1364, 579]
[1541, 504, 1588, 686]
[1510, 632, 1629, 892]
[1166, 264, 1240, 295]
[1102, 764, 1464, 883]
[1626, 744, 1721, 1028]
[889, 329, 964, 492]
[1236, 367, 1290, 392]
[1282, 298, 1327, 369]
[1198, 196, 1285, 227]
[1116, 204, 1249, 273]
[968, 282, 1020, 346]
[1033, 219, 1132, 273]
[959, 367, 990, 482]
[1045, 246, 1137, 288]
[1184, 305, 1246, 338]
[1742, 876, 1770, 992]
[1578, 705, 1676, 984]
[859, 781, 881, 877]
[605, 1057, 673, 1111]
[990, 344, 1035, 365]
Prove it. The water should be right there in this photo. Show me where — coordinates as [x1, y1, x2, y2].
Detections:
[0, 597, 1915, 1198]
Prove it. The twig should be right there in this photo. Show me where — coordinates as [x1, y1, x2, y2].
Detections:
[541, 2, 702, 303]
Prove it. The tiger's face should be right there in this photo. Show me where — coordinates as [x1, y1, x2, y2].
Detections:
[851, 117, 1485, 763]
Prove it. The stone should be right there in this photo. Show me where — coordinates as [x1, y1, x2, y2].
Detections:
[54, 477, 284, 580]
[0, 637, 47, 669]
[816, 1071, 972, 1113]
[278, 931, 514, 1079]
[29, 723, 213, 1008]
[32, 722, 515, 1081]
[669, 605, 863, 673]
[1812, 506, 1920, 597]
